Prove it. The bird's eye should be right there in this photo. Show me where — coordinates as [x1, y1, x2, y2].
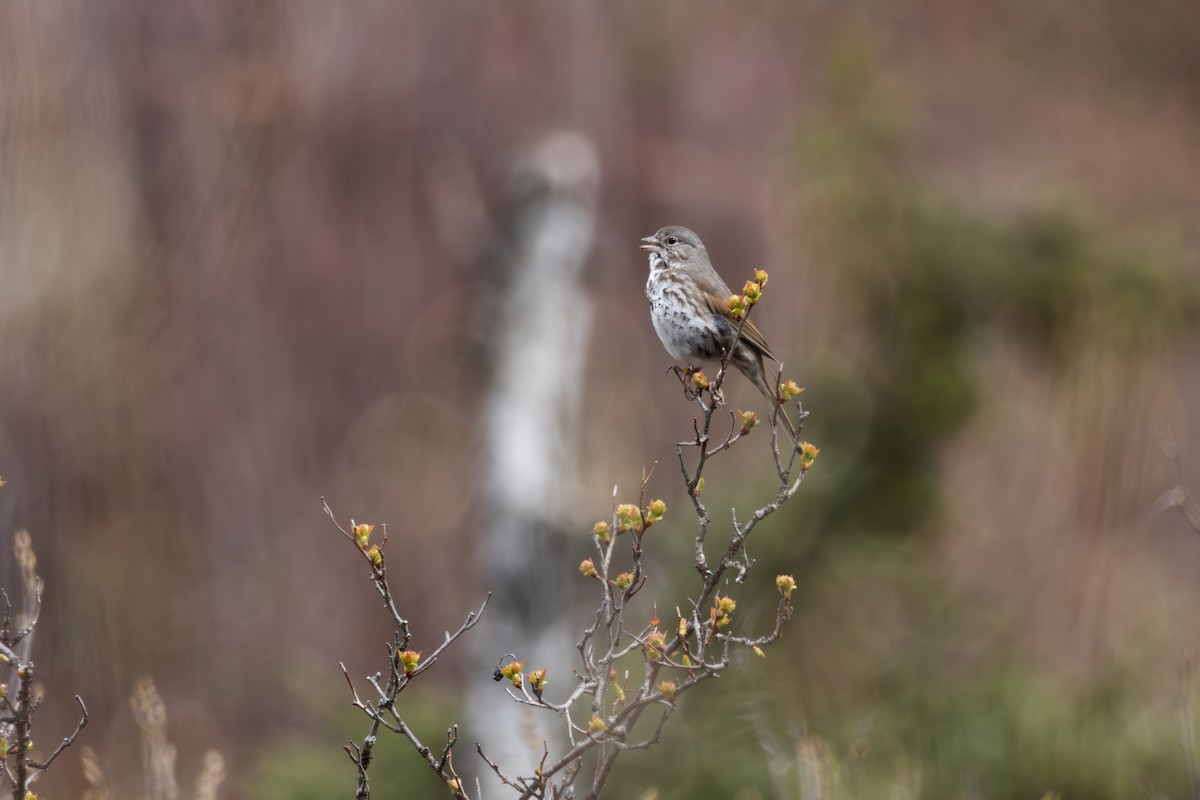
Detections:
[666, 236, 678, 245]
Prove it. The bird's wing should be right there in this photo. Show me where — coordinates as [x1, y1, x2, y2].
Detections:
[704, 291, 777, 362]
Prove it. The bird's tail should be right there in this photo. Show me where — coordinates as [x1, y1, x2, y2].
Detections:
[736, 349, 799, 443]
[776, 399, 797, 441]
[771, 390, 798, 442]
[753, 370, 798, 442]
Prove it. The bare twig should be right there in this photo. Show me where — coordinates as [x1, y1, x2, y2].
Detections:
[1, 532, 88, 800]
[328, 500, 490, 799]
[28, 695, 88, 771]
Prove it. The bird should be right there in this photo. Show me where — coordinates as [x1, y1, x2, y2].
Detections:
[641, 225, 796, 439]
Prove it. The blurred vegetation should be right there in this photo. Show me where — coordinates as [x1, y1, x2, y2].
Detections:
[2, 2, 1199, 798]
[604, 652, 1196, 799]
[796, 34, 1196, 541]
[242, 671, 457, 799]
[244, 713, 452, 800]
[615, 31, 1200, 800]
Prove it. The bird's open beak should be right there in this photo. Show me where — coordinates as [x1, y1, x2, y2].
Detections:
[639, 236, 660, 252]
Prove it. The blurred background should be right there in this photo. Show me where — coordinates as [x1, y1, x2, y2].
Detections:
[3, 1, 1200, 797]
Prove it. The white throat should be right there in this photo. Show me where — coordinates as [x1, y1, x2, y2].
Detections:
[646, 252, 669, 274]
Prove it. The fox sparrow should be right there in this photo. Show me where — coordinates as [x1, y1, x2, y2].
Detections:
[641, 225, 796, 438]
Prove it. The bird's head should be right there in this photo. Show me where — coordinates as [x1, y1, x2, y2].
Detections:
[640, 226, 706, 272]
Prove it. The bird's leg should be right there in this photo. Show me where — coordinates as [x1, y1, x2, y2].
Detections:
[670, 364, 726, 404]
[684, 367, 701, 400]
[669, 364, 701, 400]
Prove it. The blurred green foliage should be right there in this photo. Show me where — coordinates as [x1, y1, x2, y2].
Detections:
[807, 196, 1193, 539]
[795, 31, 1195, 541]
[244, 687, 454, 799]
[627, 33, 1200, 800]
[600, 653, 1195, 799]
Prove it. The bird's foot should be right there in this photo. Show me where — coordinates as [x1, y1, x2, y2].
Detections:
[683, 373, 702, 401]
[669, 364, 726, 404]
[669, 365, 701, 400]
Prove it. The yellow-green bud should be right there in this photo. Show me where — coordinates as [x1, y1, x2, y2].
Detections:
[780, 380, 803, 401]
[742, 280, 761, 303]
[579, 559, 597, 578]
[366, 544, 382, 568]
[592, 520, 611, 543]
[397, 650, 422, 676]
[799, 442, 820, 471]
[657, 679, 677, 701]
[644, 499, 666, 526]
[616, 504, 643, 533]
[776, 574, 796, 599]
[712, 595, 736, 629]
[727, 295, 747, 320]
[588, 715, 607, 734]
[528, 668, 548, 698]
[499, 659, 525, 687]
[613, 571, 634, 590]
[739, 409, 759, 435]
[353, 522, 374, 551]
[643, 630, 667, 662]
[754, 269, 769, 286]
[609, 669, 626, 703]
[691, 370, 709, 391]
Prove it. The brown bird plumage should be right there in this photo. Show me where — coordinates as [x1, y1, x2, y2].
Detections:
[641, 225, 796, 438]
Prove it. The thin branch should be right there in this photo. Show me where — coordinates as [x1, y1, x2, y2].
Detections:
[477, 743, 537, 796]
[329, 499, 489, 800]
[28, 695, 88, 771]
[11, 578, 42, 647]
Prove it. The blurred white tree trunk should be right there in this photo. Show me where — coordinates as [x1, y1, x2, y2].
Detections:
[470, 130, 600, 795]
